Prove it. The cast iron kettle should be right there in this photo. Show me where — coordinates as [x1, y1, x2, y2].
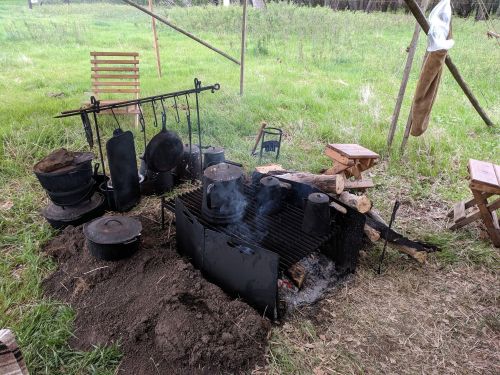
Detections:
[202, 162, 246, 224]
[144, 111, 183, 173]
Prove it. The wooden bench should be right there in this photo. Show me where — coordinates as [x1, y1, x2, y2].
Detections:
[448, 159, 500, 247]
[324, 143, 379, 190]
[88, 51, 140, 124]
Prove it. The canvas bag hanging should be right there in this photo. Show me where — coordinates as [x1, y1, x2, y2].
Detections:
[410, 0, 454, 137]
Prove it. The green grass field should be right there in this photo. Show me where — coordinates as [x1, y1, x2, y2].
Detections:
[0, 0, 499, 373]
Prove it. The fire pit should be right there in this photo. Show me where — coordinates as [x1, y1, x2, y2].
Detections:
[163, 172, 366, 318]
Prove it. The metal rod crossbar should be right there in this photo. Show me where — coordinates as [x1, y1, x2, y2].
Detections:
[56, 81, 220, 118]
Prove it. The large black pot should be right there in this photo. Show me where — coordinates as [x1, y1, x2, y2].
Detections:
[84, 216, 142, 261]
[34, 152, 93, 192]
[47, 178, 95, 207]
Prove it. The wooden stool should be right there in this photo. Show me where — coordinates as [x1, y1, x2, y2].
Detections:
[448, 159, 500, 247]
[324, 144, 379, 189]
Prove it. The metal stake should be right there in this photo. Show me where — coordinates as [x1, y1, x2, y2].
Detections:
[377, 200, 401, 274]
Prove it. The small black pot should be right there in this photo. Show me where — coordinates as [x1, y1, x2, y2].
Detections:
[47, 179, 95, 207]
[302, 192, 331, 236]
[34, 159, 93, 192]
[147, 169, 174, 195]
[86, 237, 140, 261]
[99, 181, 117, 211]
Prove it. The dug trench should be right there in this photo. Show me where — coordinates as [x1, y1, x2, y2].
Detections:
[42, 215, 271, 374]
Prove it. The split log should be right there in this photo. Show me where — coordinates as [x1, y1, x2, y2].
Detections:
[255, 164, 284, 174]
[338, 191, 372, 213]
[286, 263, 306, 289]
[363, 224, 381, 242]
[365, 216, 439, 263]
[277, 172, 344, 194]
[344, 178, 374, 190]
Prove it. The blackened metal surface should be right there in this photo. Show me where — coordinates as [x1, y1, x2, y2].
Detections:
[166, 185, 330, 271]
[203, 229, 278, 317]
[175, 198, 205, 269]
[106, 130, 140, 212]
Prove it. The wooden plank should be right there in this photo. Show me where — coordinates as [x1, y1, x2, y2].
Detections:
[344, 178, 374, 190]
[324, 147, 353, 166]
[447, 192, 494, 218]
[92, 81, 140, 87]
[468, 159, 500, 191]
[470, 181, 500, 195]
[92, 74, 139, 79]
[327, 143, 379, 159]
[91, 51, 139, 56]
[91, 59, 140, 64]
[471, 189, 500, 247]
[92, 67, 139, 72]
[453, 200, 466, 222]
[92, 88, 140, 94]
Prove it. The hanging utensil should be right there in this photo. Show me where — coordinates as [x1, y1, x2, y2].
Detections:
[151, 100, 158, 128]
[143, 104, 183, 173]
[81, 112, 94, 148]
[173, 96, 180, 124]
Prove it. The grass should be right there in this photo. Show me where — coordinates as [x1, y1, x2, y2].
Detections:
[0, 0, 499, 373]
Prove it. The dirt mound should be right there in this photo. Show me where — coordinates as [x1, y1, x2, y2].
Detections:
[43, 217, 271, 374]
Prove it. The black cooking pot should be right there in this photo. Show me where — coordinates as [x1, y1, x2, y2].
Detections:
[302, 192, 331, 236]
[175, 144, 201, 182]
[203, 146, 225, 170]
[147, 169, 174, 195]
[257, 176, 282, 215]
[202, 162, 246, 224]
[34, 154, 93, 192]
[84, 216, 142, 261]
[47, 178, 95, 207]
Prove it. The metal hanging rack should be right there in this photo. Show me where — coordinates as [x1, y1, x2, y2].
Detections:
[55, 79, 220, 182]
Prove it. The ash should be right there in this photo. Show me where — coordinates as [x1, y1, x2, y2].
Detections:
[279, 252, 342, 313]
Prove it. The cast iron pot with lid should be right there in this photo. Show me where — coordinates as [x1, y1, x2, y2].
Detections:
[202, 162, 246, 224]
[84, 216, 142, 261]
[34, 150, 94, 192]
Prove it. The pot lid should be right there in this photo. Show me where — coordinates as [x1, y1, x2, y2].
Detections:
[33, 149, 94, 174]
[203, 146, 224, 155]
[83, 216, 142, 245]
[260, 176, 280, 187]
[203, 162, 243, 182]
[42, 192, 104, 221]
[307, 192, 329, 204]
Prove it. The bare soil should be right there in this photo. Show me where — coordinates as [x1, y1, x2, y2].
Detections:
[42, 216, 271, 374]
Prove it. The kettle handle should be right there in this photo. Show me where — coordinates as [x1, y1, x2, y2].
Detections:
[206, 183, 217, 209]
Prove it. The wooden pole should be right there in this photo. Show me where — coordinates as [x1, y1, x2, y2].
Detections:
[402, 0, 494, 127]
[240, 0, 248, 96]
[387, 0, 428, 150]
[122, 0, 240, 66]
[28, 0, 32, 9]
[149, 0, 162, 78]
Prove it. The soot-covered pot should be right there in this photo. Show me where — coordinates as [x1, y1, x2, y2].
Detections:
[202, 162, 246, 224]
[83, 216, 142, 261]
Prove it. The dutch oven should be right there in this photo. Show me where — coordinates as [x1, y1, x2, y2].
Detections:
[34, 150, 94, 192]
[84, 216, 142, 261]
[42, 192, 105, 230]
[46, 178, 95, 207]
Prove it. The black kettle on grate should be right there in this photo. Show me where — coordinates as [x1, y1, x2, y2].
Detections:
[201, 162, 247, 224]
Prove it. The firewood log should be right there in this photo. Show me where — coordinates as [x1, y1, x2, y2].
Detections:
[276, 172, 345, 194]
[338, 191, 372, 213]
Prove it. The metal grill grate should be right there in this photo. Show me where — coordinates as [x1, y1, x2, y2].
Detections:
[164, 185, 331, 271]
